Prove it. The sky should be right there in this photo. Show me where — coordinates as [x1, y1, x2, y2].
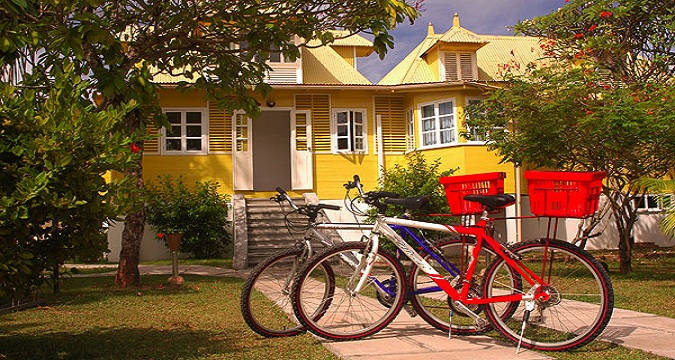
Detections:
[358, 0, 570, 83]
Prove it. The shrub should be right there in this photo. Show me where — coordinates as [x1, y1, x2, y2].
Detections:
[376, 152, 457, 246]
[378, 152, 455, 216]
[144, 175, 231, 259]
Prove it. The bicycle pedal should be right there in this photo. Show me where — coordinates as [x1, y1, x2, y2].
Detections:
[474, 317, 488, 330]
[403, 304, 417, 317]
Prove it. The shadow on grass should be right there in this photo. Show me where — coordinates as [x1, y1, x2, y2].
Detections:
[0, 326, 246, 360]
[48, 275, 242, 307]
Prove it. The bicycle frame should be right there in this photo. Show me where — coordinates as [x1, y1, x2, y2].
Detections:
[355, 215, 552, 315]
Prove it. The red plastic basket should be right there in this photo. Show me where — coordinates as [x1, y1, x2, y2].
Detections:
[524, 171, 605, 218]
[439, 172, 506, 215]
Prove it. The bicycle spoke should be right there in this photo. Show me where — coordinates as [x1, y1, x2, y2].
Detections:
[484, 239, 613, 351]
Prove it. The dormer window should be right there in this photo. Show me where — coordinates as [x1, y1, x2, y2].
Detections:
[268, 45, 296, 63]
[442, 52, 477, 81]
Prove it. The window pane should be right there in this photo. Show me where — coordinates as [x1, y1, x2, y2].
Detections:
[440, 130, 454, 144]
[187, 139, 202, 151]
[439, 101, 453, 115]
[187, 125, 202, 137]
[337, 112, 348, 124]
[186, 112, 201, 123]
[166, 112, 181, 124]
[337, 126, 348, 136]
[440, 116, 454, 129]
[354, 138, 363, 150]
[422, 119, 435, 131]
[421, 105, 435, 118]
[423, 132, 435, 146]
[166, 139, 181, 151]
[338, 138, 348, 150]
[166, 125, 182, 137]
[269, 51, 281, 63]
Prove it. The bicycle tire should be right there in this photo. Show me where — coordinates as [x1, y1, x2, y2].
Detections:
[292, 241, 407, 340]
[409, 237, 521, 335]
[483, 239, 614, 351]
[240, 247, 334, 337]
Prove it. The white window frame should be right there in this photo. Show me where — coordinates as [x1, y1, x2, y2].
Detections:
[465, 97, 487, 143]
[331, 108, 368, 153]
[161, 108, 209, 155]
[418, 99, 457, 149]
[635, 194, 668, 213]
[405, 107, 415, 152]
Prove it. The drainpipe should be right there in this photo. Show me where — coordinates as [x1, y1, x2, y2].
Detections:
[376, 115, 384, 180]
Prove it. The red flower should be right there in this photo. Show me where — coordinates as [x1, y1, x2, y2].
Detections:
[130, 143, 141, 153]
[574, 50, 585, 59]
[588, 25, 598, 32]
[574, 33, 584, 39]
[586, 110, 593, 115]
[600, 11, 612, 18]
[157, 233, 164, 239]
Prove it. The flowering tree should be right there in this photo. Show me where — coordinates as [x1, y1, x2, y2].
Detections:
[2, 0, 422, 286]
[466, 0, 675, 273]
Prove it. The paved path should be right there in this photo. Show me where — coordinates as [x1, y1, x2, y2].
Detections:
[70, 264, 675, 359]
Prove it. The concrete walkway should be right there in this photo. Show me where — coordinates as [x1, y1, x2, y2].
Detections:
[71, 264, 675, 359]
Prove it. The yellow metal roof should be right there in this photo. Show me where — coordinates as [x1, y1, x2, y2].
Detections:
[329, 30, 375, 48]
[152, 33, 373, 85]
[379, 19, 546, 85]
[301, 44, 371, 85]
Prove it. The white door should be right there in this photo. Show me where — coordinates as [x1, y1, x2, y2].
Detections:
[291, 110, 313, 189]
[232, 112, 253, 190]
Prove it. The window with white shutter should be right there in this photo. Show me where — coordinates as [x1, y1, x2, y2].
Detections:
[443, 52, 477, 81]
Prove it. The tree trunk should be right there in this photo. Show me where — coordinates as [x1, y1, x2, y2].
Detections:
[618, 230, 634, 274]
[115, 209, 145, 286]
[115, 109, 146, 287]
[612, 201, 637, 275]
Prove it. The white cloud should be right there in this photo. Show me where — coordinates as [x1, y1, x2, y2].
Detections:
[358, 0, 567, 83]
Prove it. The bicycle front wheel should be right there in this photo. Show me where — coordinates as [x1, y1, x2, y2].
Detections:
[292, 241, 407, 340]
[240, 247, 333, 337]
[483, 239, 614, 351]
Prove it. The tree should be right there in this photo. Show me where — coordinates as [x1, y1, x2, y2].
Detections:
[466, 0, 675, 273]
[0, 64, 139, 301]
[2, 0, 422, 286]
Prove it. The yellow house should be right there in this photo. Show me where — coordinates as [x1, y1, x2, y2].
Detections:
[105, 14, 545, 263]
[105, 14, 674, 265]
[140, 13, 548, 197]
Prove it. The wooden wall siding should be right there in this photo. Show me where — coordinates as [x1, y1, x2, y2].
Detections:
[144, 122, 160, 154]
[374, 96, 407, 154]
[208, 102, 232, 153]
[295, 94, 331, 152]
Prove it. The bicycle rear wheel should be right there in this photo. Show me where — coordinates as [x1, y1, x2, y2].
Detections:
[483, 239, 614, 351]
[240, 247, 333, 337]
[292, 241, 406, 340]
[409, 237, 521, 335]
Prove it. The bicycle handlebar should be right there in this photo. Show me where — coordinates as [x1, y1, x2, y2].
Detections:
[271, 187, 340, 222]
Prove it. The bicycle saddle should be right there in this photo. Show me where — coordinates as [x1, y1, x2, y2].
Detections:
[385, 196, 430, 211]
[463, 194, 515, 211]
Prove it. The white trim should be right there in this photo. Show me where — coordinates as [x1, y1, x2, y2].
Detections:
[464, 96, 487, 144]
[417, 98, 457, 149]
[160, 107, 209, 155]
[331, 108, 368, 154]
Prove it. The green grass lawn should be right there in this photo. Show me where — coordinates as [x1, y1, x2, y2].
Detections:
[0, 275, 337, 360]
[1, 248, 673, 360]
